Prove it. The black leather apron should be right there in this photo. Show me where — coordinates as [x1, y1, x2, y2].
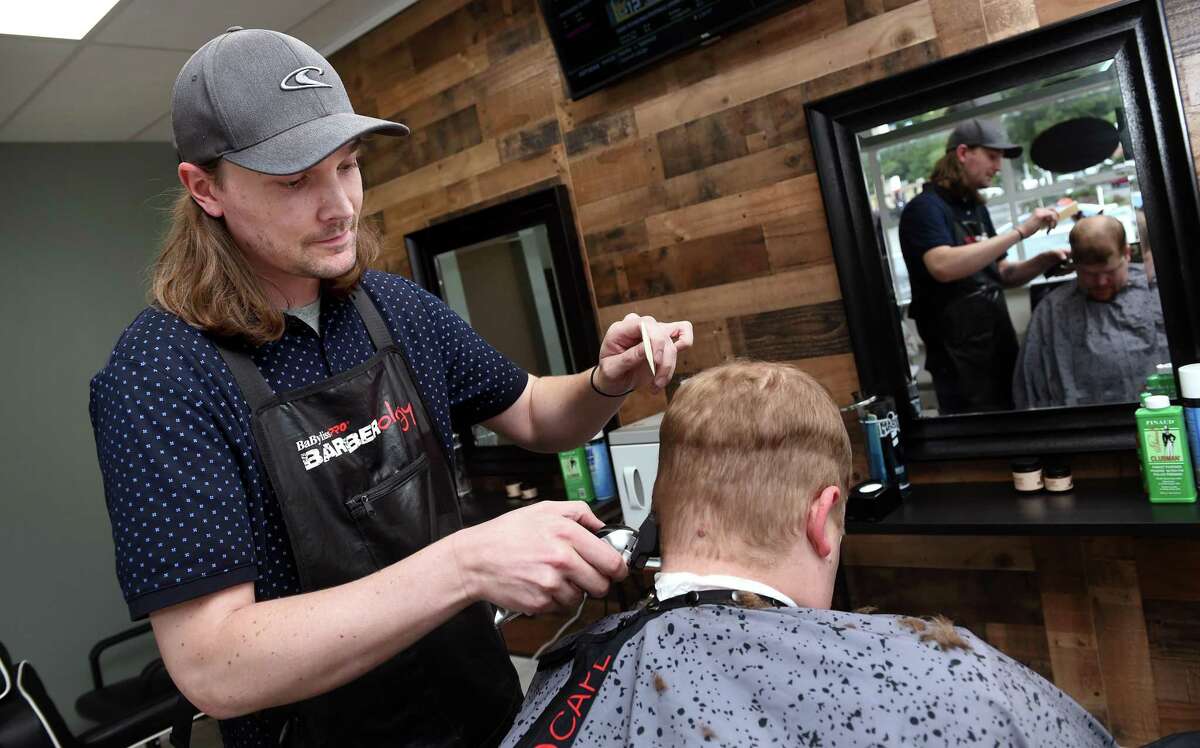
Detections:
[214, 289, 521, 747]
[914, 192, 1018, 414]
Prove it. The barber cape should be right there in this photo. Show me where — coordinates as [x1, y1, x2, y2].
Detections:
[1014, 263, 1169, 409]
[502, 600, 1114, 747]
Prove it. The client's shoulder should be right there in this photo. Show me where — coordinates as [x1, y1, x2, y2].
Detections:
[504, 605, 1113, 748]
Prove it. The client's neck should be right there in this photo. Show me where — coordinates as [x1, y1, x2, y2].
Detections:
[660, 550, 833, 610]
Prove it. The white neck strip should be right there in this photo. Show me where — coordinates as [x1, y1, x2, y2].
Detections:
[654, 571, 798, 608]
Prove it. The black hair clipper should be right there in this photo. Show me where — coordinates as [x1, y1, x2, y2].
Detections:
[493, 514, 658, 626]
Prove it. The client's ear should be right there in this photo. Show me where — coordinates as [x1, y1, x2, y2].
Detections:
[805, 485, 842, 559]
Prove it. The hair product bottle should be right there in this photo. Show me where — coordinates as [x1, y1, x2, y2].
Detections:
[1043, 463, 1074, 493]
[1010, 457, 1044, 493]
[1146, 362, 1180, 400]
[1178, 363, 1200, 488]
[845, 394, 910, 495]
[557, 445, 596, 502]
[1136, 395, 1197, 503]
[585, 432, 617, 501]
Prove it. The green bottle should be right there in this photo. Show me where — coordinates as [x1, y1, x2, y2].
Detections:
[1146, 364, 1179, 400]
[1136, 395, 1197, 503]
[1137, 390, 1151, 493]
[557, 445, 596, 502]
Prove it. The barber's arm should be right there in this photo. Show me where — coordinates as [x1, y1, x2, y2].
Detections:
[997, 247, 1070, 287]
[152, 500, 623, 719]
[484, 313, 694, 453]
[922, 207, 1059, 283]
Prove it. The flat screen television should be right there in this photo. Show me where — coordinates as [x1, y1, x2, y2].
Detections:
[539, 0, 803, 100]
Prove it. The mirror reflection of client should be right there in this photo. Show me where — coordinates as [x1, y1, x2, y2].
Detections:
[1014, 215, 1169, 408]
[899, 119, 1067, 414]
[501, 361, 1113, 747]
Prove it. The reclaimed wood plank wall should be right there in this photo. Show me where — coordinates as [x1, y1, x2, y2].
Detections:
[332, 0, 1200, 741]
[843, 535, 1171, 743]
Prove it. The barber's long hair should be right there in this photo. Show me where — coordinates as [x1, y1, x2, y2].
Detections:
[151, 172, 379, 347]
[929, 150, 983, 205]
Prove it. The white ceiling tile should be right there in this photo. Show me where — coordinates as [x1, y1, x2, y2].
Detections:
[0, 37, 77, 123]
[94, 0, 332, 51]
[0, 0, 123, 41]
[0, 45, 190, 141]
[291, 0, 418, 55]
[0, 0, 426, 142]
[132, 112, 173, 142]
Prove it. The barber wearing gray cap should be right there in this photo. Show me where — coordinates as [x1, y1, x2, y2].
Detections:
[89, 27, 692, 747]
[897, 118, 1068, 414]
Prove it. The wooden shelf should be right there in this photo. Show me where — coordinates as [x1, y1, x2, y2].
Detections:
[847, 478, 1200, 536]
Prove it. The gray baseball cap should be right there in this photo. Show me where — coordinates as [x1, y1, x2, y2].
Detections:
[171, 26, 409, 175]
[946, 118, 1022, 159]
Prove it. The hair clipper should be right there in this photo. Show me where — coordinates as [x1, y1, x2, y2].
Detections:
[493, 514, 658, 627]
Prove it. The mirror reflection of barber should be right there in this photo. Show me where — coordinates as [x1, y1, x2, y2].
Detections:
[899, 119, 1069, 414]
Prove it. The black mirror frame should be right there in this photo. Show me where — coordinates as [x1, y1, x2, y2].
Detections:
[806, 0, 1200, 460]
[405, 185, 605, 477]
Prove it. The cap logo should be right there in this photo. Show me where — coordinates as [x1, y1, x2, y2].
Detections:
[281, 66, 333, 91]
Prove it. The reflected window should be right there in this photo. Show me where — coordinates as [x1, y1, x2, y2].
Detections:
[860, 61, 1136, 308]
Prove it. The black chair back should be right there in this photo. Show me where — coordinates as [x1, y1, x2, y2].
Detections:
[0, 642, 78, 748]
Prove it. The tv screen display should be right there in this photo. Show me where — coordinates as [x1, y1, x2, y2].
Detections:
[539, 0, 803, 100]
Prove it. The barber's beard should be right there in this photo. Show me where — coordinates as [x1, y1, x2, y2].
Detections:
[971, 173, 994, 195]
[239, 218, 359, 297]
[296, 218, 359, 279]
[945, 178, 984, 204]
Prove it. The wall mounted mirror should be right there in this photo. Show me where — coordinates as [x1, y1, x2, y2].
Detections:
[431, 225, 573, 448]
[406, 186, 602, 476]
[860, 60, 1168, 416]
[807, 0, 1200, 459]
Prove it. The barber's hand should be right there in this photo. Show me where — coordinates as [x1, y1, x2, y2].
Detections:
[594, 314, 695, 395]
[1041, 247, 1073, 277]
[1020, 207, 1059, 238]
[450, 501, 628, 616]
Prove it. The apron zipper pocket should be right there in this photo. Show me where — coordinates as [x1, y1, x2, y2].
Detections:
[345, 453, 430, 519]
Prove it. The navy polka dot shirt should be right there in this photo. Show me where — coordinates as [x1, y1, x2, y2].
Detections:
[89, 271, 527, 745]
[89, 269, 526, 617]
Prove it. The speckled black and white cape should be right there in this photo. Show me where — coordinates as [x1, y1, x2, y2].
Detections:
[502, 604, 1115, 747]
